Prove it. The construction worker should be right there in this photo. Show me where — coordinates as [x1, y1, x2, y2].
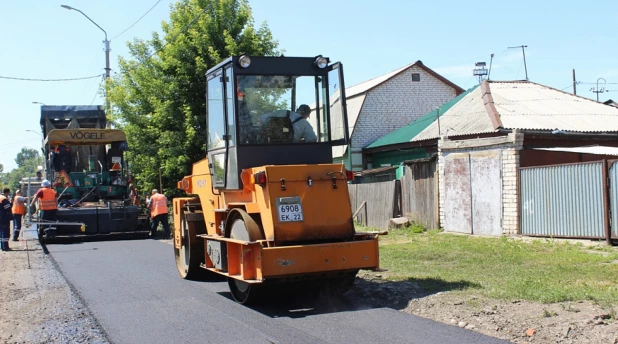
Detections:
[30, 180, 58, 237]
[260, 104, 317, 143]
[147, 189, 170, 239]
[0, 188, 12, 251]
[11, 190, 27, 241]
[128, 178, 140, 206]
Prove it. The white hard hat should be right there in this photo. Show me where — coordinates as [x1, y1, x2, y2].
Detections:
[41, 180, 51, 187]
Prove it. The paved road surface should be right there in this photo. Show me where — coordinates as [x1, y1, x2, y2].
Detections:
[49, 239, 508, 344]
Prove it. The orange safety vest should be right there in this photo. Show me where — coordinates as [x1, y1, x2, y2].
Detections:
[150, 193, 168, 218]
[38, 188, 58, 210]
[11, 196, 26, 215]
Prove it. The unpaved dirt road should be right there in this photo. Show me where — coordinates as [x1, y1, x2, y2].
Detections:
[0, 228, 107, 344]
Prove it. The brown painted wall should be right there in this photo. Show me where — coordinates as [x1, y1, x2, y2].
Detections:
[520, 149, 616, 168]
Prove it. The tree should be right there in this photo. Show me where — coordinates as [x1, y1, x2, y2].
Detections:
[0, 163, 5, 189]
[15, 148, 40, 168]
[109, 0, 280, 195]
[4, 148, 43, 192]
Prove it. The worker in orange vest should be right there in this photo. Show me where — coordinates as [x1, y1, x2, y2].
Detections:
[0, 188, 12, 251]
[11, 190, 28, 241]
[147, 189, 170, 239]
[128, 178, 140, 206]
[30, 180, 58, 238]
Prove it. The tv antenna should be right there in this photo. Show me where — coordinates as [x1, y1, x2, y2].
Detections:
[488, 53, 494, 80]
[508, 45, 528, 80]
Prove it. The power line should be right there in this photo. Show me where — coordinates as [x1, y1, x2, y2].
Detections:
[111, 0, 163, 41]
[90, 80, 103, 105]
[3, 6, 212, 101]
[579, 82, 618, 85]
[0, 139, 41, 149]
[0, 75, 101, 82]
[80, 44, 105, 100]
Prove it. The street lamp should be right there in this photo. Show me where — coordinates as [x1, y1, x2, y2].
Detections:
[61, 4, 110, 112]
[61, 5, 110, 80]
[25, 130, 43, 139]
[32, 101, 47, 106]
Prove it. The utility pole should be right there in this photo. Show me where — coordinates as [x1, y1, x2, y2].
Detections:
[508, 45, 528, 80]
[591, 78, 606, 102]
[572, 69, 577, 95]
[104, 40, 111, 79]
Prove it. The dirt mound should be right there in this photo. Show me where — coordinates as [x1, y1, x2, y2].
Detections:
[353, 273, 618, 344]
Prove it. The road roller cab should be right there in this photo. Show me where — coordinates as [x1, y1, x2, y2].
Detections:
[173, 55, 381, 304]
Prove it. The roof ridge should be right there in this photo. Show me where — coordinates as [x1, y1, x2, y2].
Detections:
[481, 80, 503, 129]
[345, 62, 416, 89]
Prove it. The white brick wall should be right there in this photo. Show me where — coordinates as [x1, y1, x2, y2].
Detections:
[351, 65, 459, 155]
[437, 132, 524, 235]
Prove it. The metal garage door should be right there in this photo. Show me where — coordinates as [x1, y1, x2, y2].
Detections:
[443, 150, 503, 235]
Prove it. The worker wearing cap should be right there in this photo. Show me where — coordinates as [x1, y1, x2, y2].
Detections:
[260, 104, 318, 143]
[30, 180, 58, 237]
[0, 188, 13, 251]
[147, 189, 170, 239]
[11, 190, 28, 241]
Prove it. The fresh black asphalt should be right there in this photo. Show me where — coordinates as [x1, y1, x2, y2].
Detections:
[49, 239, 509, 344]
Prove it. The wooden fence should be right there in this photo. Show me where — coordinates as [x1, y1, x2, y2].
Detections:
[348, 180, 400, 229]
[349, 159, 437, 230]
[401, 159, 439, 229]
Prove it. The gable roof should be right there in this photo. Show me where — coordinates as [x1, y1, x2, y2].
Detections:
[333, 61, 465, 156]
[366, 85, 479, 149]
[344, 60, 464, 99]
[417, 80, 618, 141]
[368, 80, 618, 150]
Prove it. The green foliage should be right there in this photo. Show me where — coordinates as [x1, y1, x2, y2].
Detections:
[378, 232, 618, 304]
[15, 148, 40, 168]
[0, 164, 5, 189]
[0, 148, 44, 192]
[109, 0, 280, 196]
[408, 221, 426, 234]
[541, 308, 558, 317]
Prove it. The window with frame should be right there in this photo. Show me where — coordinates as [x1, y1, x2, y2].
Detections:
[207, 73, 225, 150]
[237, 75, 329, 145]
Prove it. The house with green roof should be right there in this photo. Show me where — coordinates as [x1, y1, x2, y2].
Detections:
[360, 79, 618, 237]
[363, 85, 478, 168]
[333, 61, 464, 171]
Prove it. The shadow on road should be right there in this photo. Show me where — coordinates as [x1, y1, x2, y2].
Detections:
[217, 276, 480, 319]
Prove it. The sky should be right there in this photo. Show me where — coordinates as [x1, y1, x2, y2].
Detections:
[1, 0, 617, 171]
